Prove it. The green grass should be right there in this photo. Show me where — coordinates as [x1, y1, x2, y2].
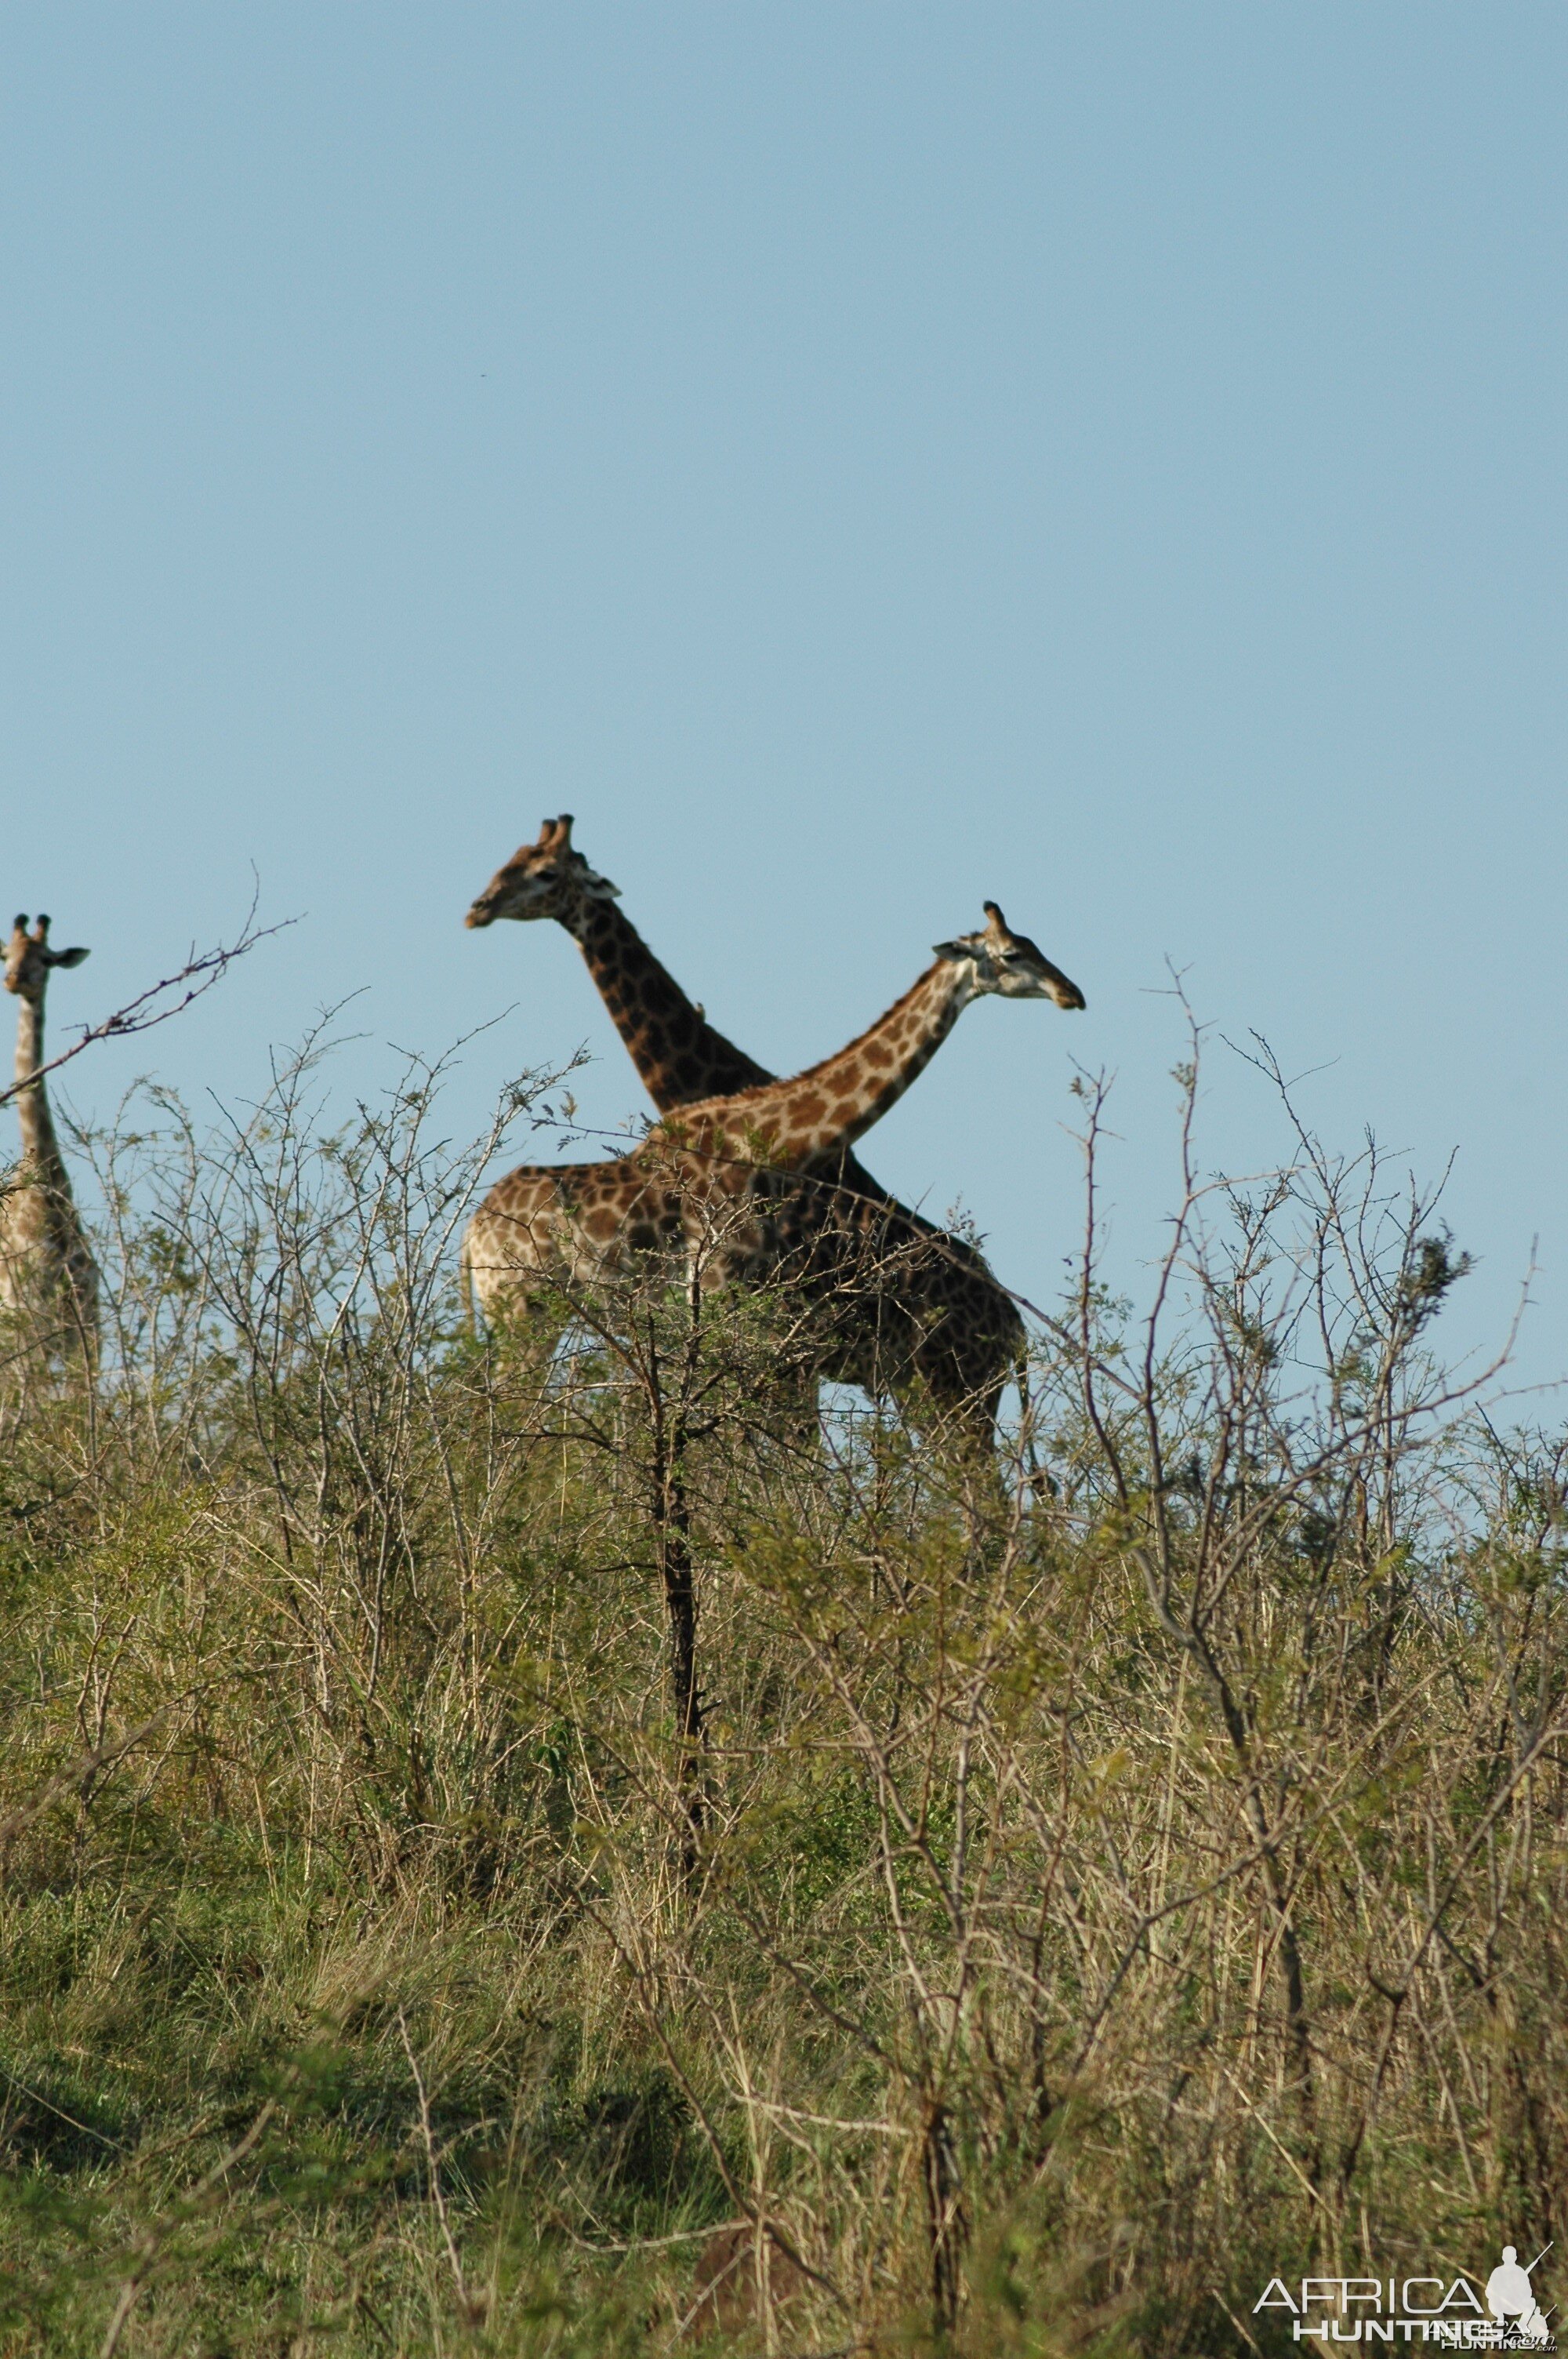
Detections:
[0, 1061, 1563, 2355]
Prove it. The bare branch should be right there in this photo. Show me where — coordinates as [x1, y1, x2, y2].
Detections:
[0, 893, 292, 1110]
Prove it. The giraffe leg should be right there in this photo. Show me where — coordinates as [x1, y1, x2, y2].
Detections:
[470, 1280, 572, 1378]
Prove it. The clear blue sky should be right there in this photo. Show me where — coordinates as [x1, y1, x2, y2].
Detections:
[4, 6, 1563, 1397]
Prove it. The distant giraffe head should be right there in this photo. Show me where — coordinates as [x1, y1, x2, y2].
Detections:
[5, 915, 90, 1005]
[933, 903, 1086, 1009]
[464, 817, 619, 935]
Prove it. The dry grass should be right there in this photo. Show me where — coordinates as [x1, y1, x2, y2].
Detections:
[0, 1034, 1562, 2356]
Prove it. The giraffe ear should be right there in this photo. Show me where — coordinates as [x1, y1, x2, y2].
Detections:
[49, 945, 90, 969]
[932, 936, 975, 962]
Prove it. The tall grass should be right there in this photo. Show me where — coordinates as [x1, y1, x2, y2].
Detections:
[0, 1034, 1562, 2356]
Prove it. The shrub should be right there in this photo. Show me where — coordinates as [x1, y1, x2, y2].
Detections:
[0, 1033, 1562, 2355]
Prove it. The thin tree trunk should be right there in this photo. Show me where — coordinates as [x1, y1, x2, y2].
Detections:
[922, 2099, 967, 2346]
[651, 1376, 703, 1877]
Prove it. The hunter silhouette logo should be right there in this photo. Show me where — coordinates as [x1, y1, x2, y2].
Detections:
[1486, 2250, 1552, 2347]
[1252, 2244, 1555, 2346]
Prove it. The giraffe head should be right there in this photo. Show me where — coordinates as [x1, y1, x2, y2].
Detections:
[933, 903, 1084, 1009]
[464, 817, 620, 934]
[5, 915, 90, 1006]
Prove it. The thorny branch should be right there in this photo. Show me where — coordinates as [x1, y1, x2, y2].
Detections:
[0, 893, 291, 1110]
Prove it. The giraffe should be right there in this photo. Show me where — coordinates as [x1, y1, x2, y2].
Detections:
[1, 915, 101, 1365]
[460, 900, 1083, 1420]
[466, 820, 776, 1104]
[465, 819, 1072, 1441]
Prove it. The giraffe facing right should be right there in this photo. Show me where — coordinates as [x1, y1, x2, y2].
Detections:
[466, 829, 1084, 1445]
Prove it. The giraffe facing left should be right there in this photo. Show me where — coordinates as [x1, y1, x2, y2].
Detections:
[0, 915, 101, 1365]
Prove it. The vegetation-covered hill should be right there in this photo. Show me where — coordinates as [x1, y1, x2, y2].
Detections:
[1, 1048, 1563, 2355]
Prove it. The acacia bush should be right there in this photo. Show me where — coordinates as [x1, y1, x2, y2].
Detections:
[0, 1036, 1563, 2357]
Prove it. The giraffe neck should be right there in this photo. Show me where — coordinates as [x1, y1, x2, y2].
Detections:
[677, 959, 975, 1168]
[12, 995, 69, 1188]
[570, 896, 775, 1107]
